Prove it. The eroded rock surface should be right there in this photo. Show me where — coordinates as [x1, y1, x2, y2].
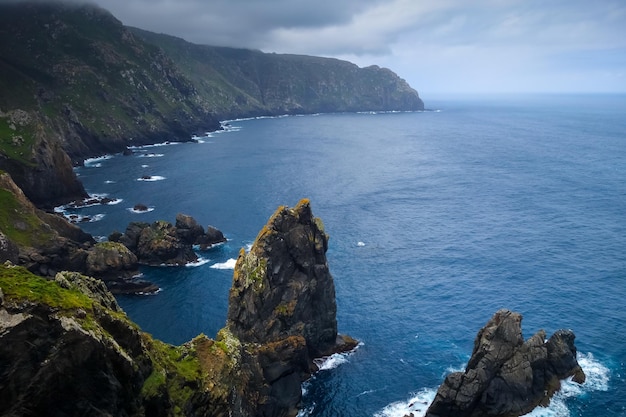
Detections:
[227, 199, 357, 416]
[110, 214, 226, 266]
[425, 309, 586, 417]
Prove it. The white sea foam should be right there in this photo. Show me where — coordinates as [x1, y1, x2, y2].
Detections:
[137, 153, 165, 158]
[141, 164, 149, 168]
[64, 213, 105, 223]
[313, 342, 362, 371]
[357, 241, 366, 247]
[84, 155, 112, 166]
[374, 389, 436, 417]
[522, 352, 610, 417]
[104, 180, 116, 184]
[127, 207, 155, 214]
[210, 258, 237, 269]
[129, 141, 180, 149]
[137, 175, 166, 181]
[186, 257, 212, 267]
[376, 352, 610, 417]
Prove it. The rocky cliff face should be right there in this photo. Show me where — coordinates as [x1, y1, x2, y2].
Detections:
[424, 309, 586, 417]
[226, 199, 357, 416]
[0, 199, 355, 416]
[131, 28, 424, 119]
[0, 2, 220, 205]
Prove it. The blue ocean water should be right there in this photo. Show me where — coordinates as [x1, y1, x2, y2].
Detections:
[69, 94, 625, 417]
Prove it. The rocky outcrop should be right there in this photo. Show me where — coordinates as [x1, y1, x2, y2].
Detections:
[0, 171, 160, 294]
[425, 309, 586, 417]
[226, 199, 357, 416]
[0, 200, 354, 417]
[0, 267, 152, 416]
[110, 214, 226, 265]
[0, 265, 238, 417]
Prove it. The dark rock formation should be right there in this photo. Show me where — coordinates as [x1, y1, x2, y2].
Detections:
[425, 309, 586, 417]
[0, 232, 18, 264]
[227, 199, 357, 416]
[111, 214, 226, 265]
[85, 241, 158, 294]
[134, 203, 149, 212]
[0, 265, 235, 416]
[0, 268, 152, 416]
[0, 201, 354, 417]
[0, 171, 157, 294]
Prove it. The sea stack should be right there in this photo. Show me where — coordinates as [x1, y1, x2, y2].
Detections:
[425, 309, 586, 417]
[226, 199, 357, 416]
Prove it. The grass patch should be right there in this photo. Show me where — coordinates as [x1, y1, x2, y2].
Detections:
[0, 264, 93, 310]
[0, 189, 54, 247]
[0, 117, 36, 166]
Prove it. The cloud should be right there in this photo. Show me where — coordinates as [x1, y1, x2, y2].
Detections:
[3, 0, 625, 93]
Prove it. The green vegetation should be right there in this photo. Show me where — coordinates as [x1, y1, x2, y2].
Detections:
[0, 264, 93, 310]
[0, 117, 36, 166]
[0, 189, 53, 247]
[141, 336, 207, 413]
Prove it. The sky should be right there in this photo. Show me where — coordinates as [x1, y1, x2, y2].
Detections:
[10, 0, 626, 95]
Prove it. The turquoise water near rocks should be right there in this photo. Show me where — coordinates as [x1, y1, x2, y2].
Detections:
[70, 94, 625, 416]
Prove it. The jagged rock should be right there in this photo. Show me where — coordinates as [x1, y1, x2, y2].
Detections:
[114, 215, 226, 265]
[86, 241, 138, 275]
[83, 241, 159, 294]
[425, 309, 586, 417]
[226, 199, 357, 417]
[0, 267, 153, 416]
[135, 220, 198, 265]
[175, 213, 205, 244]
[196, 224, 227, 249]
[0, 232, 19, 264]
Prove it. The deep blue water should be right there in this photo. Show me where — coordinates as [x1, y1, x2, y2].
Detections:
[69, 94, 625, 417]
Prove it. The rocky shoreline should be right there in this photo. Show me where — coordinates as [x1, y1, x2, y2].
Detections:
[0, 199, 356, 417]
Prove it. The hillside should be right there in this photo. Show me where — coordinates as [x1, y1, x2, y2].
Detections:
[0, 1, 423, 207]
[130, 28, 424, 119]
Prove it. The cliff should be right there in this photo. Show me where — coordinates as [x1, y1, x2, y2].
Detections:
[130, 28, 424, 119]
[0, 199, 355, 416]
[0, 2, 424, 208]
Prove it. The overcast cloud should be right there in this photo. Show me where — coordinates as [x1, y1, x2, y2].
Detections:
[7, 0, 626, 95]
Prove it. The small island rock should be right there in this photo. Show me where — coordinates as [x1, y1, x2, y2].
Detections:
[425, 309, 586, 417]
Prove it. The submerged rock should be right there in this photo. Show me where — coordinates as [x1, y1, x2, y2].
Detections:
[425, 309, 586, 417]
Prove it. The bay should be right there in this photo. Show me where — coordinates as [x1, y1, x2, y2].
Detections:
[70, 93, 626, 417]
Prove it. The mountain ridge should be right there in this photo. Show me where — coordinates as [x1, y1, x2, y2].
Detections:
[0, 1, 424, 207]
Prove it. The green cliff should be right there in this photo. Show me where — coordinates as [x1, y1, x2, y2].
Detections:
[0, 1, 423, 207]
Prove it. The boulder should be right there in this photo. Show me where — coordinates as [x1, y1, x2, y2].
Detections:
[424, 309, 586, 417]
[136, 220, 198, 265]
[196, 224, 227, 248]
[0, 232, 19, 264]
[175, 213, 205, 244]
[86, 241, 138, 276]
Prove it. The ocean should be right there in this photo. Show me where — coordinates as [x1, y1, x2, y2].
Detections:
[66, 94, 625, 417]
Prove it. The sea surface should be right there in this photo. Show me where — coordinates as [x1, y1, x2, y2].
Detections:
[67, 94, 625, 417]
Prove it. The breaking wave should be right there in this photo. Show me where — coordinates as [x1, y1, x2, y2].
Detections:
[375, 352, 610, 417]
[210, 258, 237, 269]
